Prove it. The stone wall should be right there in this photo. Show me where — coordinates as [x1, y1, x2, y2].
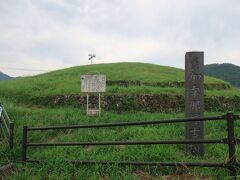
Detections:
[32, 94, 240, 113]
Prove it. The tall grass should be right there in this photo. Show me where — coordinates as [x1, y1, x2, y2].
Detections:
[1, 99, 239, 179]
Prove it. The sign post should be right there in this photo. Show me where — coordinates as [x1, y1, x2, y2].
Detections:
[185, 51, 204, 157]
[81, 74, 106, 116]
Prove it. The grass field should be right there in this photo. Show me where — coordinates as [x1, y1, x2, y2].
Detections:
[1, 100, 239, 179]
[0, 62, 236, 105]
[0, 62, 240, 179]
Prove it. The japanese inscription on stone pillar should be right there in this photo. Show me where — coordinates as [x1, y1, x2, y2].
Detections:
[185, 51, 204, 157]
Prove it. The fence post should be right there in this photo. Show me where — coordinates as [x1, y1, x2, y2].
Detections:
[0, 105, 2, 125]
[9, 122, 14, 149]
[22, 126, 28, 163]
[226, 112, 237, 179]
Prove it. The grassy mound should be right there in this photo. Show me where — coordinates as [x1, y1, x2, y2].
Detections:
[0, 62, 235, 105]
[0, 62, 239, 178]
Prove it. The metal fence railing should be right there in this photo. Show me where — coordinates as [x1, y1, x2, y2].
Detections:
[22, 113, 240, 178]
[0, 103, 14, 149]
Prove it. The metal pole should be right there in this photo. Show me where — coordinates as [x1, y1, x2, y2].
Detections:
[9, 122, 14, 149]
[86, 94, 89, 116]
[22, 126, 28, 162]
[226, 113, 237, 179]
[99, 93, 101, 116]
[0, 106, 3, 125]
[27, 139, 224, 147]
[27, 116, 223, 131]
[0, 107, 2, 125]
[26, 159, 227, 168]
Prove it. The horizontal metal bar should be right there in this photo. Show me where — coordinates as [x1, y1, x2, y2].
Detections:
[26, 159, 228, 168]
[27, 139, 224, 147]
[28, 116, 223, 131]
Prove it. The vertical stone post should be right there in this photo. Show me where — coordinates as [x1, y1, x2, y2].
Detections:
[185, 51, 204, 157]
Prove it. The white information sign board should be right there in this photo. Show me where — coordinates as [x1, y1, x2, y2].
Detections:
[81, 74, 106, 93]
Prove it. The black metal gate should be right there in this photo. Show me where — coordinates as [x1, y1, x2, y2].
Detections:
[22, 113, 240, 178]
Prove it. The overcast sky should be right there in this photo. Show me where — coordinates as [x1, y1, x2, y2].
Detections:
[0, 0, 240, 77]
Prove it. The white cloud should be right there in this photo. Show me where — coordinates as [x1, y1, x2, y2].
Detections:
[0, 0, 240, 76]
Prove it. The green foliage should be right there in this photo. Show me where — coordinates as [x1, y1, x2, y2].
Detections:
[31, 93, 240, 112]
[205, 63, 240, 87]
[0, 63, 240, 178]
[0, 62, 231, 104]
[108, 80, 231, 90]
[0, 100, 239, 179]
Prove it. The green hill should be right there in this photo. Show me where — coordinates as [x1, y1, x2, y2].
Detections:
[0, 72, 13, 81]
[205, 63, 240, 87]
[0, 62, 239, 112]
[0, 62, 233, 102]
[0, 62, 240, 179]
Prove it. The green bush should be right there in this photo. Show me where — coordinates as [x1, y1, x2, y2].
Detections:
[32, 94, 240, 113]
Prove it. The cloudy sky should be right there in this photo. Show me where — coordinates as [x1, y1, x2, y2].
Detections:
[0, 0, 240, 77]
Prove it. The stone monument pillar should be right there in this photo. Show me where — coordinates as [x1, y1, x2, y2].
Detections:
[185, 51, 204, 157]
